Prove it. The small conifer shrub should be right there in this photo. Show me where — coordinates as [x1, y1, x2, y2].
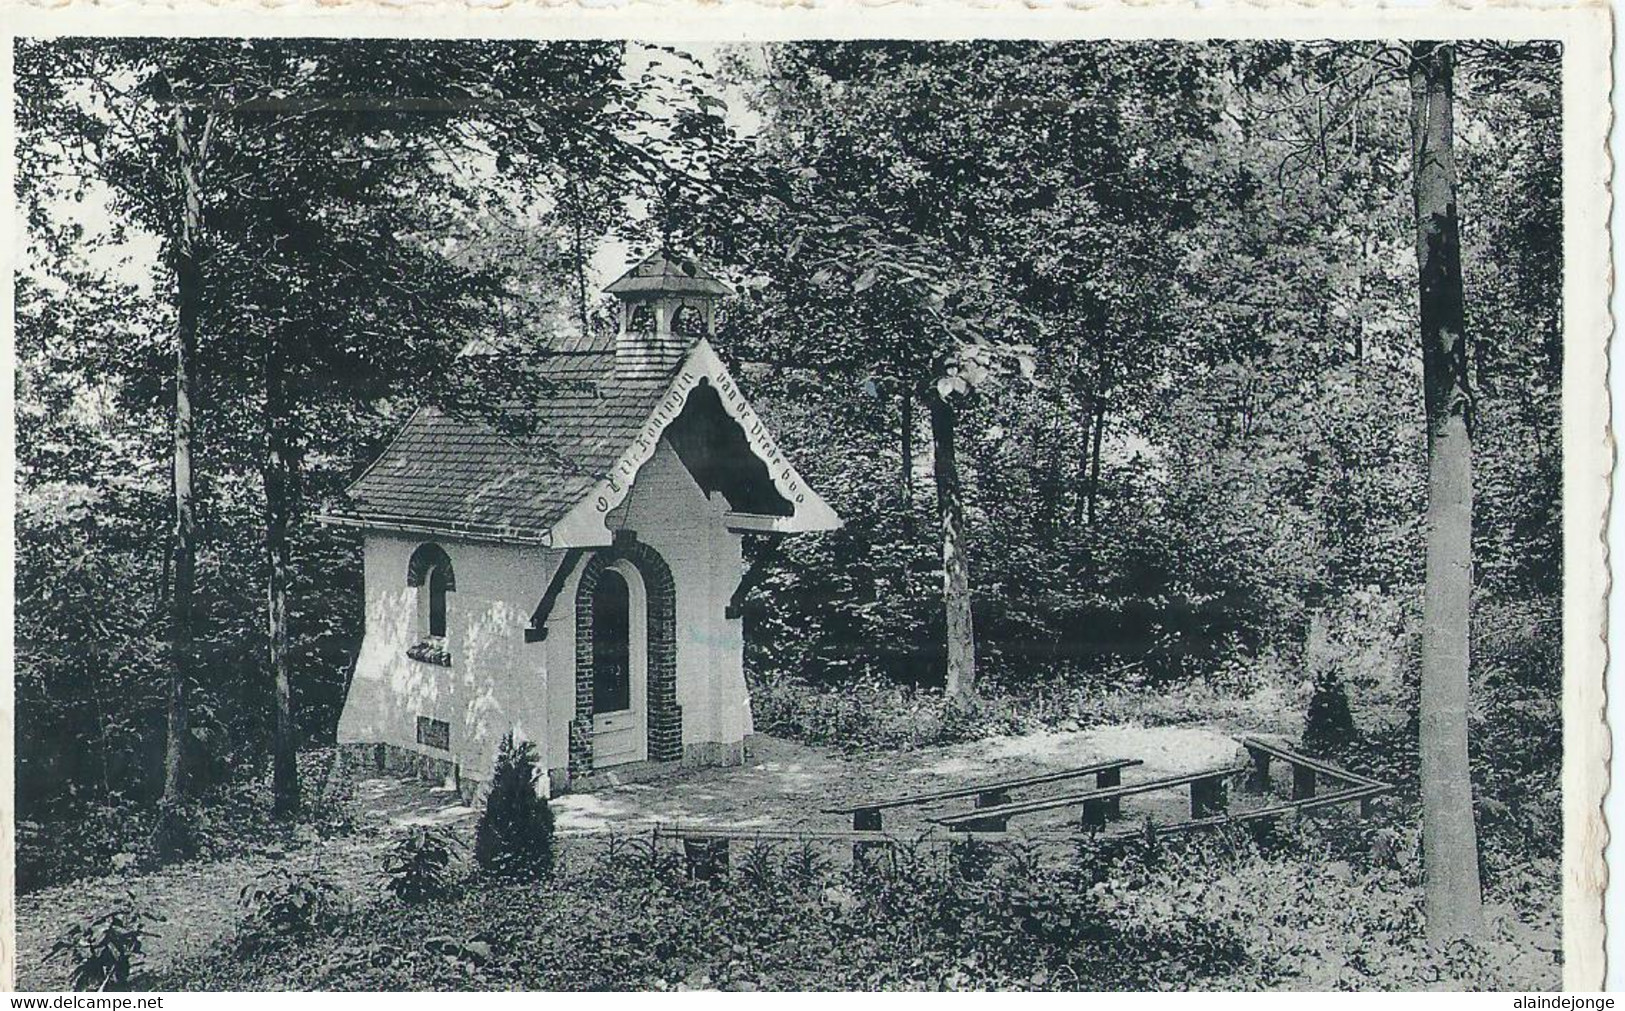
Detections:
[1303, 668, 1359, 754]
[474, 732, 555, 880]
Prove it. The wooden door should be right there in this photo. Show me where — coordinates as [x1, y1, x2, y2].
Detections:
[590, 568, 646, 766]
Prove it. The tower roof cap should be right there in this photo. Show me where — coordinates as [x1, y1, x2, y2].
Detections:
[604, 251, 732, 298]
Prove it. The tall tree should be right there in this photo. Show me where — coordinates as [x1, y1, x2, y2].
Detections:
[159, 102, 210, 823]
[1409, 39, 1482, 940]
[927, 383, 974, 698]
[263, 318, 298, 817]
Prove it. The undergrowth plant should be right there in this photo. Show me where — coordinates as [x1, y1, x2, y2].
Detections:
[235, 867, 346, 953]
[47, 890, 162, 991]
[1303, 668, 1360, 754]
[384, 827, 462, 903]
[145, 807, 1558, 991]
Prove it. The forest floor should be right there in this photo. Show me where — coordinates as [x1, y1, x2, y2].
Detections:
[13, 774, 474, 989]
[16, 721, 1253, 989]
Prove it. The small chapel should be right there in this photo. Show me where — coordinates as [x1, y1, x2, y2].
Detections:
[326, 253, 840, 796]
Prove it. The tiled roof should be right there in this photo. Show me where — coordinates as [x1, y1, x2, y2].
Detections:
[604, 252, 731, 298]
[341, 348, 685, 539]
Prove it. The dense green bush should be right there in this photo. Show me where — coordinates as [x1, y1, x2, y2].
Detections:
[17, 801, 156, 894]
[16, 482, 364, 823]
[747, 670, 1027, 752]
[1330, 594, 1561, 877]
[302, 749, 361, 839]
[474, 733, 555, 881]
[158, 831, 1250, 989]
[748, 658, 1294, 755]
[1469, 596, 1562, 904]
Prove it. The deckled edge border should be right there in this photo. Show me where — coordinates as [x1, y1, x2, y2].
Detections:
[0, 0, 1613, 993]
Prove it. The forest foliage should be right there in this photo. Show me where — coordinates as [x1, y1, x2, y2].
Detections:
[14, 39, 1560, 890]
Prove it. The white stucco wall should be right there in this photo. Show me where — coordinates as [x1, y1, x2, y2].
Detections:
[339, 435, 752, 789]
[337, 534, 554, 788]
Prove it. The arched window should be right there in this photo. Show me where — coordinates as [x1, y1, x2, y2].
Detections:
[669, 303, 702, 338]
[425, 562, 450, 638]
[406, 542, 456, 641]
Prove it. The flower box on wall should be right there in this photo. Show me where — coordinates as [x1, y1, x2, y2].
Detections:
[406, 637, 452, 667]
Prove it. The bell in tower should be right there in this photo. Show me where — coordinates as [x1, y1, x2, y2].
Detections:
[604, 252, 731, 377]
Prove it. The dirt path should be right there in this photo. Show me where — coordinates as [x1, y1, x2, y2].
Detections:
[15, 724, 1247, 989]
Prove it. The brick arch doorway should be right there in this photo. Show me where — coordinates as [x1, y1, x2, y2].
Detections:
[571, 534, 681, 777]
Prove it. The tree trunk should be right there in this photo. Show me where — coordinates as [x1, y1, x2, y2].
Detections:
[1086, 397, 1106, 527]
[266, 329, 300, 820]
[1072, 395, 1094, 527]
[900, 384, 915, 533]
[1353, 237, 1370, 363]
[1410, 40, 1482, 942]
[928, 389, 975, 702]
[161, 106, 205, 813]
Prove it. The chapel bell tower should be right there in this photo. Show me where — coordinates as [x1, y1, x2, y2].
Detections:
[604, 252, 731, 375]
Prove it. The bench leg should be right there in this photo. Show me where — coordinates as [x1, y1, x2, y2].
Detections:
[684, 838, 729, 881]
[1191, 776, 1228, 819]
[852, 809, 888, 874]
[976, 788, 1010, 809]
[1292, 765, 1316, 801]
[1095, 766, 1122, 818]
[1080, 798, 1108, 832]
[1247, 815, 1279, 846]
[1248, 749, 1271, 793]
[961, 790, 1011, 833]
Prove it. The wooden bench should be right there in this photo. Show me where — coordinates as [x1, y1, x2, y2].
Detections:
[822, 758, 1144, 832]
[1239, 736, 1384, 805]
[933, 763, 1252, 832]
[1145, 781, 1394, 840]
